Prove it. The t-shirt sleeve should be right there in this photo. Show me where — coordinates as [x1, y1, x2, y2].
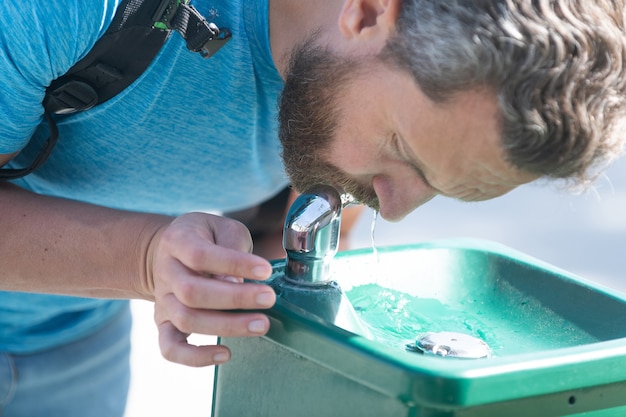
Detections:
[0, 0, 120, 153]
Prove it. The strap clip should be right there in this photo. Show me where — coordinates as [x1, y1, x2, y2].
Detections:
[44, 80, 98, 115]
[196, 24, 232, 58]
[156, 1, 232, 58]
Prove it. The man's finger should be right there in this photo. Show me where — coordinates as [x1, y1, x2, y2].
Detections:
[158, 321, 231, 367]
[156, 294, 272, 336]
[172, 275, 276, 310]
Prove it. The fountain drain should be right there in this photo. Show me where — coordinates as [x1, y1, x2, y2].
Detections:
[407, 331, 491, 359]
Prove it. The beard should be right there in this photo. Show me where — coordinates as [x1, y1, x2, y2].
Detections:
[278, 37, 380, 211]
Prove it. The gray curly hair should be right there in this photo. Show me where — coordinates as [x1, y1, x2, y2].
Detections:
[382, 0, 626, 185]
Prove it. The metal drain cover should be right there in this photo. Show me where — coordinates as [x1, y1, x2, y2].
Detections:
[410, 331, 491, 359]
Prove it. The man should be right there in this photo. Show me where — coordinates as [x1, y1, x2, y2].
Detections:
[1, 0, 625, 415]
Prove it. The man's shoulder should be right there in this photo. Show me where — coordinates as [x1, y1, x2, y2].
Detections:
[2, 0, 119, 81]
[0, 0, 119, 152]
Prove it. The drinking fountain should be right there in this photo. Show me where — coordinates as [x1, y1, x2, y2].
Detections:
[212, 185, 626, 417]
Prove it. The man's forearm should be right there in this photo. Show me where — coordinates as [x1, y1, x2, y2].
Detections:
[0, 182, 171, 300]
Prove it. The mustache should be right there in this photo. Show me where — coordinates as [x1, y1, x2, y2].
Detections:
[335, 175, 380, 212]
[305, 161, 380, 211]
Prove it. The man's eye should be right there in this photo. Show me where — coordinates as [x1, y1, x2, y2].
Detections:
[392, 134, 434, 190]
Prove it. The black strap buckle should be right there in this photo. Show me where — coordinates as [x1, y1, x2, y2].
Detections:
[197, 25, 232, 59]
[44, 80, 99, 115]
[165, 2, 232, 58]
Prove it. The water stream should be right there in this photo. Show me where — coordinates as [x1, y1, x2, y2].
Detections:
[370, 210, 380, 265]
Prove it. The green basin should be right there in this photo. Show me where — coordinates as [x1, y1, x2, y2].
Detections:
[212, 239, 626, 416]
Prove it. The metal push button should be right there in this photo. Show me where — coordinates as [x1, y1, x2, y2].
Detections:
[409, 331, 491, 359]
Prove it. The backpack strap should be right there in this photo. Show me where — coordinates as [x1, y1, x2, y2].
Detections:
[0, 0, 231, 181]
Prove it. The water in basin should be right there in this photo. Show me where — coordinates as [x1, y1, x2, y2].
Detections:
[325, 240, 625, 357]
[346, 282, 598, 357]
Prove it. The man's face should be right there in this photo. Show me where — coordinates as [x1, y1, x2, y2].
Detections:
[279, 41, 537, 221]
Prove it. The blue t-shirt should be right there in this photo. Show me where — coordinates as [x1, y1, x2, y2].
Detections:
[0, 0, 287, 352]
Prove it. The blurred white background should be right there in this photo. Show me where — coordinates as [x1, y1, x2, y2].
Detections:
[125, 156, 626, 417]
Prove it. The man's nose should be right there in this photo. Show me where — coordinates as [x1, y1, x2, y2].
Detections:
[372, 175, 437, 222]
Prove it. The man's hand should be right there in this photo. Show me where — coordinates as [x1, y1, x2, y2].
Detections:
[146, 212, 276, 367]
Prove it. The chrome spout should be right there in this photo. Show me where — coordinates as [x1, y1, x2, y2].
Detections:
[277, 184, 371, 338]
[282, 184, 342, 285]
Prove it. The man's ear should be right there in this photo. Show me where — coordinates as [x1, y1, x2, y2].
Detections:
[338, 0, 400, 41]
